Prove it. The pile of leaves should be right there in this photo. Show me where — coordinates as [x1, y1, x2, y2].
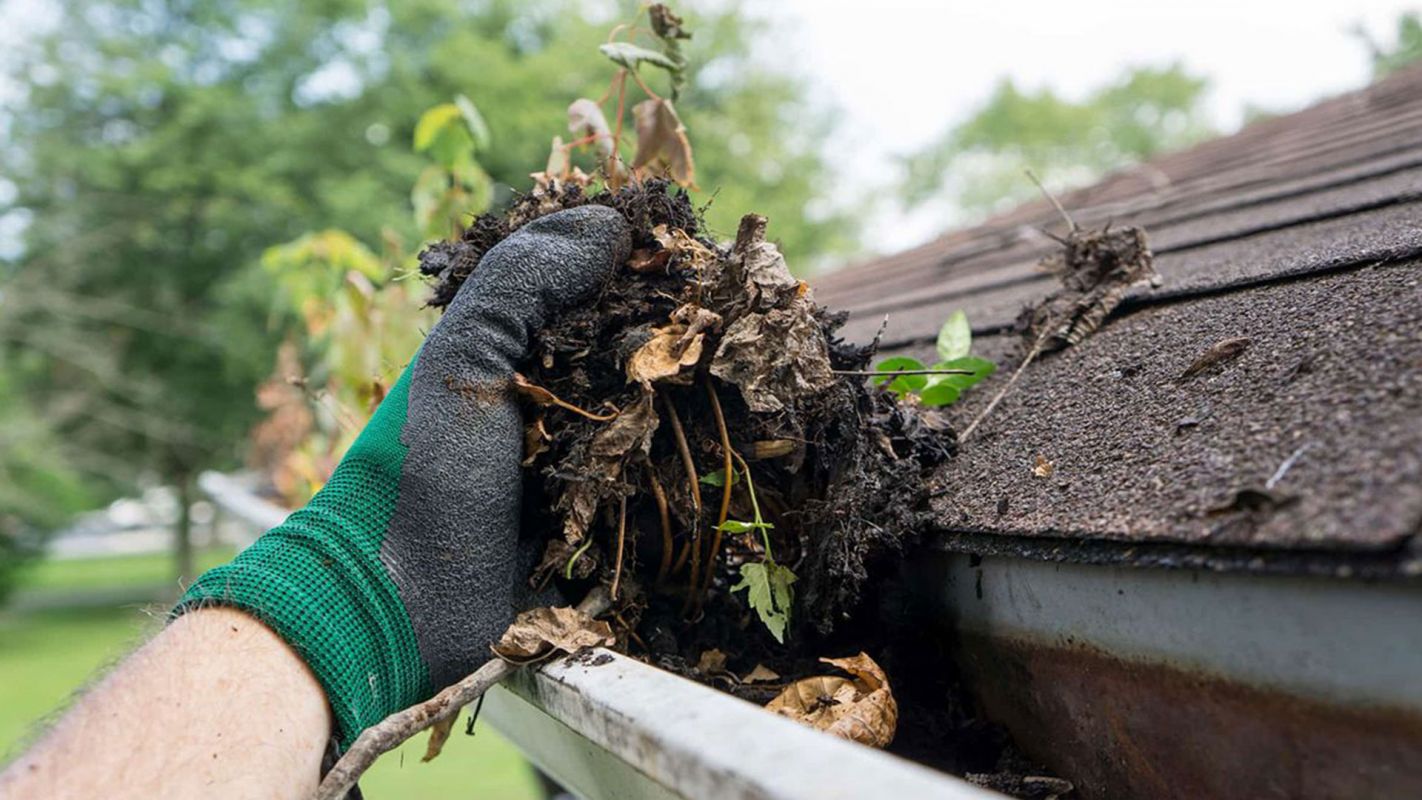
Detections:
[420, 181, 953, 665]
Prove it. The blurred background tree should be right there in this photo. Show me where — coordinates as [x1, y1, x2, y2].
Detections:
[0, 0, 853, 591]
[899, 63, 1215, 218]
[1356, 11, 1422, 77]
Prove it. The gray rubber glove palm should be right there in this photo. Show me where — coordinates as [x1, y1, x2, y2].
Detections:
[178, 205, 632, 747]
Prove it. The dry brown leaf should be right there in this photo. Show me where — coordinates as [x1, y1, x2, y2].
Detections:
[741, 664, 781, 684]
[710, 296, 836, 413]
[696, 648, 728, 675]
[512, 372, 558, 406]
[766, 652, 897, 748]
[627, 247, 672, 274]
[491, 606, 615, 665]
[631, 98, 695, 187]
[1020, 225, 1158, 351]
[422, 714, 457, 762]
[1032, 454, 1055, 478]
[523, 416, 550, 467]
[626, 325, 705, 385]
[1179, 336, 1251, 381]
[732, 215, 800, 310]
[567, 98, 615, 162]
[561, 391, 659, 543]
[651, 224, 716, 274]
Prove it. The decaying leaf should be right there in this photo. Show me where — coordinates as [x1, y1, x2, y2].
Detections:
[1179, 336, 1251, 381]
[1019, 225, 1158, 351]
[750, 439, 796, 460]
[491, 605, 615, 665]
[422, 714, 457, 762]
[560, 391, 659, 544]
[631, 98, 695, 187]
[766, 652, 898, 748]
[711, 297, 836, 413]
[1032, 454, 1055, 478]
[741, 664, 781, 684]
[567, 98, 616, 163]
[731, 214, 800, 310]
[523, 416, 551, 466]
[512, 372, 559, 407]
[696, 648, 729, 675]
[627, 247, 672, 274]
[627, 324, 704, 385]
[651, 224, 717, 275]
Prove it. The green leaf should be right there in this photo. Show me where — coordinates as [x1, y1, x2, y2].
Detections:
[936, 310, 972, 361]
[731, 561, 797, 643]
[872, 356, 927, 397]
[699, 468, 739, 487]
[599, 42, 680, 73]
[413, 103, 461, 152]
[919, 356, 997, 407]
[454, 94, 491, 152]
[717, 519, 774, 534]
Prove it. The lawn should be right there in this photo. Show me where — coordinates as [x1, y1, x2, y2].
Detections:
[0, 553, 540, 799]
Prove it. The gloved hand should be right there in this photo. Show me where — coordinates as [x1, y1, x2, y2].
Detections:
[176, 206, 632, 748]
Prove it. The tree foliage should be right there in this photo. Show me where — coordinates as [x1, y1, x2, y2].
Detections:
[0, 0, 853, 558]
[900, 63, 1214, 216]
[1356, 12, 1422, 77]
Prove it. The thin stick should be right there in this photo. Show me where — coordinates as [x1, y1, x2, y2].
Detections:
[314, 589, 612, 800]
[960, 333, 1047, 443]
[609, 70, 629, 181]
[834, 369, 977, 378]
[671, 540, 691, 575]
[647, 467, 674, 584]
[610, 494, 628, 600]
[1026, 169, 1076, 232]
[660, 392, 701, 513]
[693, 378, 733, 616]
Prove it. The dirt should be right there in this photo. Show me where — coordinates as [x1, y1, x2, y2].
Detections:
[419, 179, 1064, 796]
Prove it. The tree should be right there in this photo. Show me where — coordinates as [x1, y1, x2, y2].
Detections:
[1355, 12, 1422, 77]
[900, 63, 1214, 218]
[0, 0, 853, 583]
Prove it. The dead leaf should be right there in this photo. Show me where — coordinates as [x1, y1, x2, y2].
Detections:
[422, 714, 457, 762]
[512, 372, 558, 407]
[766, 652, 897, 748]
[631, 98, 695, 187]
[491, 606, 616, 665]
[1032, 454, 1055, 478]
[696, 648, 728, 675]
[651, 224, 716, 275]
[626, 325, 705, 385]
[1020, 225, 1158, 351]
[567, 98, 616, 163]
[741, 664, 781, 684]
[560, 390, 659, 543]
[750, 439, 796, 460]
[1179, 336, 1251, 381]
[711, 296, 836, 413]
[523, 416, 550, 467]
[627, 247, 672, 274]
[732, 214, 800, 310]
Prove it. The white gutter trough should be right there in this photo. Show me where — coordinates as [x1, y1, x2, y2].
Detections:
[483, 649, 1002, 800]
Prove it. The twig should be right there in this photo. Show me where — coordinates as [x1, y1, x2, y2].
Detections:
[692, 378, 734, 615]
[314, 589, 612, 800]
[1027, 169, 1077, 232]
[960, 332, 1047, 443]
[647, 467, 675, 584]
[1266, 442, 1316, 490]
[834, 369, 977, 378]
[610, 494, 628, 600]
[660, 392, 701, 513]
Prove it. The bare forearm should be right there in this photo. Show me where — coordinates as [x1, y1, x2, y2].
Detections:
[0, 608, 332, 800]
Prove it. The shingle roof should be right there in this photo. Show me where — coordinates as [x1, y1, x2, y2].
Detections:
[814, 64, 1422, 570]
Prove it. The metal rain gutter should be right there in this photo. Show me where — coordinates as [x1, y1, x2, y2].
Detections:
[922, 549, 1422, 799]
[483, 649, 1002, 800]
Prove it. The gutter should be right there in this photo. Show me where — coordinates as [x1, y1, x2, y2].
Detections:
[483, 649, 1001, 800]
[917, 548, 1422, 799]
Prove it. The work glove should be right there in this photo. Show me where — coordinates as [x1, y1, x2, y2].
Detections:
[176, 206, 632, 748]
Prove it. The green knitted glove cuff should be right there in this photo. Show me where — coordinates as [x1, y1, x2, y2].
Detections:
[174, 367, 431, 748]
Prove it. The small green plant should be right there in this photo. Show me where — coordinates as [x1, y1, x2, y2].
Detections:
[873, 310, 996, 406]
[708, 463, 796, 643]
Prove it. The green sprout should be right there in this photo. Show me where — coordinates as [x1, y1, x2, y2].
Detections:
[873, 310, 996, 406]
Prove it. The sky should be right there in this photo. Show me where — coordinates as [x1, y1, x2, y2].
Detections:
[1, 0, 1418, 261]
[766, 0, 1420, 255]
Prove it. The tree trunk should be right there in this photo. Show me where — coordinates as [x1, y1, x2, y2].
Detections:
[174, 473, 195, 590]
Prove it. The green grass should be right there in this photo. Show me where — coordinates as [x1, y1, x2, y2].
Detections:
[17, 548, 236, 595]
[0, 554, 540, 799]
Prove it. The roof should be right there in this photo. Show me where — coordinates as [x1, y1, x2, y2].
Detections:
[814, 64, 1422, 571]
